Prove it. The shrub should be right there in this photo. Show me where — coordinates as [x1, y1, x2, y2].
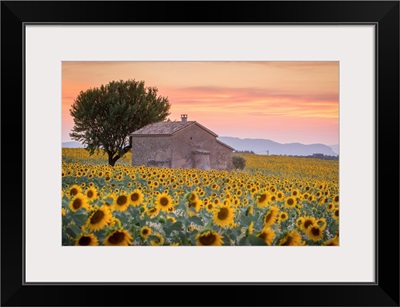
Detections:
[232, 156, 246, 170]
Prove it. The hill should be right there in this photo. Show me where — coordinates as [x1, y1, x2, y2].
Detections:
[218, 136, 338, 156]
[62, 141, 84, 148]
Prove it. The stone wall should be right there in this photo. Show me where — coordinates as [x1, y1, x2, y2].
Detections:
[131, 124, 233, 171]
[131, 136, 172, 167]
[171, 125, 216, 169]
[215, 143, 233, 171]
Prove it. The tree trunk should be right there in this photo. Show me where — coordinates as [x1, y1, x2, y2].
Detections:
[108, 153, 118, 166]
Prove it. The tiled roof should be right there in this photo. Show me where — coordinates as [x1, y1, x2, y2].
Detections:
[130, 121, 219, 137]
[130, 121, 196, 135]
[130, 120, 234, 151]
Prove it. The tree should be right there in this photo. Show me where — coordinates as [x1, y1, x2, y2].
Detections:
[70, 79, 171, 166]
[232, 156, 246, 170]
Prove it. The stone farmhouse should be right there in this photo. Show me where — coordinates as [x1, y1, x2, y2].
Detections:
[130, 115, 234, 170]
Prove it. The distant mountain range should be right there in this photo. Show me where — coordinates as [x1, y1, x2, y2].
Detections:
[218, 137, 338, 156]
[62, 141, 85, 148]
[62, 138, 339, 157]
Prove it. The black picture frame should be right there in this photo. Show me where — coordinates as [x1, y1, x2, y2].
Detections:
[1, 1, 399, 306]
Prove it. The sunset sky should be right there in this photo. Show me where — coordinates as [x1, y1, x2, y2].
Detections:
[62, 62, 339, 145]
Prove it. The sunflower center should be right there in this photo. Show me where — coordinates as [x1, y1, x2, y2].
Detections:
[72, 198, 82, 210]
[78, 236, 92, 246]
[90, 210, 105, 224]
[131, 193, 139, 201]
[108, 231, 125, 244]
[160, 197, 169, 206]
[311, 227, 320, 236]
[142, 229, 149, 235]
[281, 235, 293, 246]
[304, 220, 313, 229]
[217, 208, 229, 220]
[199, 233, 216, 245]
[265, 212, 272, 224]
[117, 195, 127, 206]
[87, 190, 94, 198]
[287, 198, 294, 206]
[258, 232, 267, 241]
[188, 202, 196, 208]
[70, 188, 78, 196]
[258, 194, 267, 203]
[190, 194, 196, 201]
[335, 209, 339, 217]
[334, 195, 339, 202]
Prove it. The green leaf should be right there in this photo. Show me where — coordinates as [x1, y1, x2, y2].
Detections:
[66, 225, 81, 238]
[247, 235, 267, 246]
[71, 212, 87, 227]
[188, 216, 203, 226]
[168, 221, 183, 232]
[238, 236, 248, 246]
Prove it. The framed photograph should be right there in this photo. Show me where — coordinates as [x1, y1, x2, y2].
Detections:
[1, 1, 399, 306]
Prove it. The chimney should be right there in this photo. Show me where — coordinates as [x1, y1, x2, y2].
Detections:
[181, 114, 188, 123]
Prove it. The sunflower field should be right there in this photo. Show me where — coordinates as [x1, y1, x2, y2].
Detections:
[62, 148, 339, 246]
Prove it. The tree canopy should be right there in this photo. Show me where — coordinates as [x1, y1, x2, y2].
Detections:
[70, 79, 171, 166]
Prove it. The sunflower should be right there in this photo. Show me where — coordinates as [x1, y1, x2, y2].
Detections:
[205, 202, 214, 212]
[256, 191, 271, 207]
[166, 215, 176, 223]
[146, 206, 160, 218]
[140, 226, 152, 239]
[291, 189, 300, 198]
[257, 227, 276, 245]
[195, 230, 224, 246]
[278, 230, 305, 246]
[129, 189, 144, 207]
[68, 184, 82, 198]
[263, 206, 279, 228]
[155, 192, 174, 212]
[188, 191, 199, 202]
[247, 221, 254, 235]
[327, 203, 335, 212]
[296, 217, 305, 228]
[62, 207, 66, 216]
[150, 234, 165, 246]
[85, 205, 112, 232]
[285, 197, 297, 209]
[323, 235, 339, 246]
[307, 225, 324, 242]
[188, 198, 202, 213]
[300, 216, 316, 233]
[333, 208, 339, 220]
[278, 211, 289, 222]
[276, 191, 284, 201]
[75, 233, 99, 246]
[85, 186, 98, 201]
[104, 229, 133, 246]
[332, 194, 339, 205]
[112, 194, 130, 212]
[69, 193, 89, 212]
[213, 203, 235, 228]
